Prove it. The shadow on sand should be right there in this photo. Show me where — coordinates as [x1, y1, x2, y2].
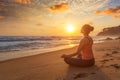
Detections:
[62, 65, 112, 80]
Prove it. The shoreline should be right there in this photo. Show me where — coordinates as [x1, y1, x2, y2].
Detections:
[0, 40, 104, 62]
[0, 46, 77, 63]
[0, 44, 78, 62]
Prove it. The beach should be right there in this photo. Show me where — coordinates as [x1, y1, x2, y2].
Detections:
[0, 39, 120, 80]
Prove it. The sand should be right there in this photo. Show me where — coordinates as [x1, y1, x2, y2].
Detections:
[0, 39, 120, 80]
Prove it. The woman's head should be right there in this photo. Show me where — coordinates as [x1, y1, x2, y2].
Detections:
[81, 24, 94, 35]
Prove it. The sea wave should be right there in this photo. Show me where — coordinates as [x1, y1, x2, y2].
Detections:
[0, 36, 80, 52]
[0, 36, 80, 42]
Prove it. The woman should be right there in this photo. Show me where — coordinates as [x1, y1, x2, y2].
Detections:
[61, 24, 95, 67]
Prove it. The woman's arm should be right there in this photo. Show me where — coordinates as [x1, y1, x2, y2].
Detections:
[61, 38, 88, 58]
[61, 52, 77, 58]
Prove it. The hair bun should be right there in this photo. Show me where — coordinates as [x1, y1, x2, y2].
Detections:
[82, 24, 94, 32]
[90, 26, 94, 31]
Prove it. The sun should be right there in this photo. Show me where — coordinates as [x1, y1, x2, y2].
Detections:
[66, 25, 75, 33]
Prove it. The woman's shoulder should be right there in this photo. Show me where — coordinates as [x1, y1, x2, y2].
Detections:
[81, 36, 92, 44]
[81, 37, 89, 43]
[82, 36, 91, 40]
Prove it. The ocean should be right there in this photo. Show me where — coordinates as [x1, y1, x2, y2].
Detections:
[0, 36, 112, 61]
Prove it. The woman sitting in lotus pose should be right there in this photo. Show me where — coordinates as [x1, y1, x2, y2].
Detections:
[61, 24, 95, 67]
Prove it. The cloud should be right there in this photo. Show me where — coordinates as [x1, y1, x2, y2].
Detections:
[0, 2, 7, 6]
[95, 6, 120, 14]
[113, 15, 120, 19]
[13, 0, 31, 4]
[0, 16, 4, 19]
[36, 23, 42, 26]
[49, 2, 69, 12]
[94, 6, 120, 18]
[37, 15, 43, 19]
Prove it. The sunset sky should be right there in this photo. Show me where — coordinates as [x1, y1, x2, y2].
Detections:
[0, 0, 120, 36]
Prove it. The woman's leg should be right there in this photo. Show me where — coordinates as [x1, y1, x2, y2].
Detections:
[64, 57, 94, 67]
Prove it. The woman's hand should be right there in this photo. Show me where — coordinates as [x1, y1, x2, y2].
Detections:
[61, 54, 71, 58]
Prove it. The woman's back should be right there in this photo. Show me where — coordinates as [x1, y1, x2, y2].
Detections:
[81, 36, 94, 60]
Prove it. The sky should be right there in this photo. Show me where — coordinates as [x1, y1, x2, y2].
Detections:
[0, 0, 120, 36]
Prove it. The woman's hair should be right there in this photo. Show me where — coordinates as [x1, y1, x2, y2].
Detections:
[81, 24, 94, 33]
